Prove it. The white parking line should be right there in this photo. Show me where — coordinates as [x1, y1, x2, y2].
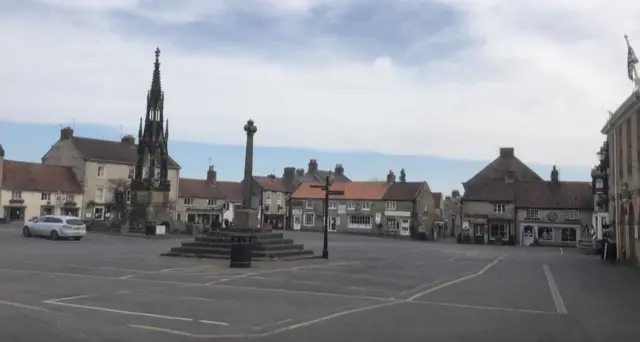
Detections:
[406, 255, 505, 301]
[0, 300, 51, 312]
[543, 264, 567, 314]
[204, 261, 360, 285]
[409, 300, 558, 315]
[44, 295, 93, 303]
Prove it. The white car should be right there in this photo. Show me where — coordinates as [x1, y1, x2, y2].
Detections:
[23, 215, 86, 240]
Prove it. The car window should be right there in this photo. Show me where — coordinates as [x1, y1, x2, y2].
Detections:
[50, 218, 64, 223]
[65, 219, 84, 225]
[42, 217, 54, 223]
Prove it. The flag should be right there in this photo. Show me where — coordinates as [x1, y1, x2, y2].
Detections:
[627, 36, 638, 81]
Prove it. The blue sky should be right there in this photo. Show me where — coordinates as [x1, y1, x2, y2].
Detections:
[0, 120, 591, 194]
[1, 0, 638, 193]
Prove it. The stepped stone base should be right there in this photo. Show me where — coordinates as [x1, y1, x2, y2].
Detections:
[161, 230, 315, 261]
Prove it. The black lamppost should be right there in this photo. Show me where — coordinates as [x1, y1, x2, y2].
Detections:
[310, 173, 344, 259]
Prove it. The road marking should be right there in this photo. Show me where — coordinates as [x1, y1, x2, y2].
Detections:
[0, 300, 51, 312]
[204, 261, 360, 285]
[246, 276, 393, 294]
[210, 283, 391, 301]
[252, 318, 294, 330]
[0, 267, 207, 286]
[44, 295, 93, 303]
[410, 300, 558, 315]
[392, 280, 442, 300]
[43, 301, 195, 321]
[406, 255, 505, 301]
[560, 248, 564, 255]
[129, 325, 202, 337]
[198, 319, 229, 326]
[543, 264, 568, 314]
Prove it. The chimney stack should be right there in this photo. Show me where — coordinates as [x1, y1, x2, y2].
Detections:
[334, 163, 344, 176]
[386, 170, 396, 184]
[60, 126, 74, 140]
[283, 167, 295, 184]
[121, 135, 135, 146]
[551, 165, 559, 183]
[295, 168, 305, 177]
[499, 147, 515, 158]
[308, 159, 318, 173]
[206, 165, 217, 184]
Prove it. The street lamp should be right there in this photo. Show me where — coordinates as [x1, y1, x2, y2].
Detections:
[310, 173, 344, 259]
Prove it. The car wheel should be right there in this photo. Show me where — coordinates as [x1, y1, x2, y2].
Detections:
[50, 230, 59, 240]
[22, 226, 31, 237]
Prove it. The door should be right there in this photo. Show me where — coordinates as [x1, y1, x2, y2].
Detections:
[522, 225, 535, 246]
[293, 215, 301, 231]
[31, 217, 46, 236]
[329, 216, 338, 232]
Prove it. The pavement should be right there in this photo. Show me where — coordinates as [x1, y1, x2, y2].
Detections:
[1, 224, 640, 341]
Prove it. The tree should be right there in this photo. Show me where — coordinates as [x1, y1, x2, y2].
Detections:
[108, 179, 130, 219]
[399, 169, 407, 183]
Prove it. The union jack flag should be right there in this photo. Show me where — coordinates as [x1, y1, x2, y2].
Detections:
[627, 37, 638, 81]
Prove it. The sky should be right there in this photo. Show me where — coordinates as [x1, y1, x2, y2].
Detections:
[1, 0, 637, 193]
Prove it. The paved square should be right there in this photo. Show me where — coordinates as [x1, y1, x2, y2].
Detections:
[1, 225, 639, 341]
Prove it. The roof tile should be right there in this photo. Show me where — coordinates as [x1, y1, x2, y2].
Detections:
[178, 179, 226, 199]
[382, 182, 425, 200]
[216, 181, 243, 202]
[71, 137, 180, 169]
[292, 181, 389, 200]
[2, 160, 82, 193]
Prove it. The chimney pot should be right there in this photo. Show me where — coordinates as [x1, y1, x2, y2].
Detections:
[308, 159, 318, 173]
[386, 170, 396, 184]
[60, 126, 74, 140]
[121, 135, 135, 146]
[499, 147, 515, 158]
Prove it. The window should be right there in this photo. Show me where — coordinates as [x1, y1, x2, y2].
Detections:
[277, 199, 282, 206]
[95, 187, 104, 202]
[489, 223, 507, 240]
[125, 189, 132, 203]
[538, 226, 553, 241]
[94, 207, 104, 220]
[617, 126, 623, 178]
[329, 201, 337, 209]
[97, 165, 105, 178]
[564, 210, 579, 221]
[305, 200, 313, 209]
[385, 201, 396, 210]
[347, 201, 356, 210]
[561, 228, 577, 242]
[348, 215, 372, 229]
[11, 191, 22, 200]
[361, 202, 371, 210]
[525, 209, 539, 220]
[183, 198, 194, 205]
[493, 204, 505, 214]
[386, 217, 398, 230]
[265, 192, 272, 203]
[304, 213, 315, 226]
[65, 194, 75, 203]
[41, 192, 51, 201]
[128, 167, 135, 180]
[207, 199, 216, 206]
[627, 117, 632, 175]
[473, 224, 484, 236]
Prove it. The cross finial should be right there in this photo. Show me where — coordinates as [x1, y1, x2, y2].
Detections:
[625, 34, 631, 47]
[244, 119, 258, 136]
[155, 47, 161, 60]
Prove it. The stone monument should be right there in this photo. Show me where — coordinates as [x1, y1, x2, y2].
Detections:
[232, 119, 261, 231]
[128, 48, 172, 231]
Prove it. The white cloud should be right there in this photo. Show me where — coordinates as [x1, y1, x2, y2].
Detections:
[2, 0, 639, 167]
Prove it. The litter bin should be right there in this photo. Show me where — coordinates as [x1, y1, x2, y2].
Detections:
[145, 222, 156, 236]
[229, 235, 253, 268]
